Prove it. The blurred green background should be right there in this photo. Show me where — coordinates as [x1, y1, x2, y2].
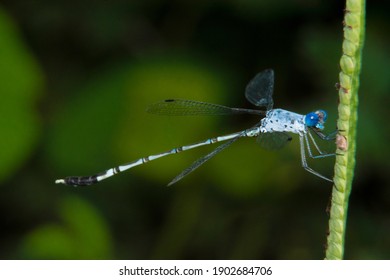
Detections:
[0, 0, 388, 260]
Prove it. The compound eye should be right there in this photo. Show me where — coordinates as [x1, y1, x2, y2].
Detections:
[315, 110, 328, 122]
[305, 112, 319, 127]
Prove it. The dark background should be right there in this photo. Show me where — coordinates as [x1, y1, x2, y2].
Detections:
[0, 0, 388, 259]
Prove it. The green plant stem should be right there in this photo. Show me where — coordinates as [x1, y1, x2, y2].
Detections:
[325, 0, 366, 260]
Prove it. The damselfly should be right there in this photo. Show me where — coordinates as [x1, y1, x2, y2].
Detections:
[55, 69, 336, 186]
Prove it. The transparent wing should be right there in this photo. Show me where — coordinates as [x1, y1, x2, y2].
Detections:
[245, 69, 274, 110]
[257, 132, 291, 150]
[167, 136, 241, 186]
[147, 99, 264, 116]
